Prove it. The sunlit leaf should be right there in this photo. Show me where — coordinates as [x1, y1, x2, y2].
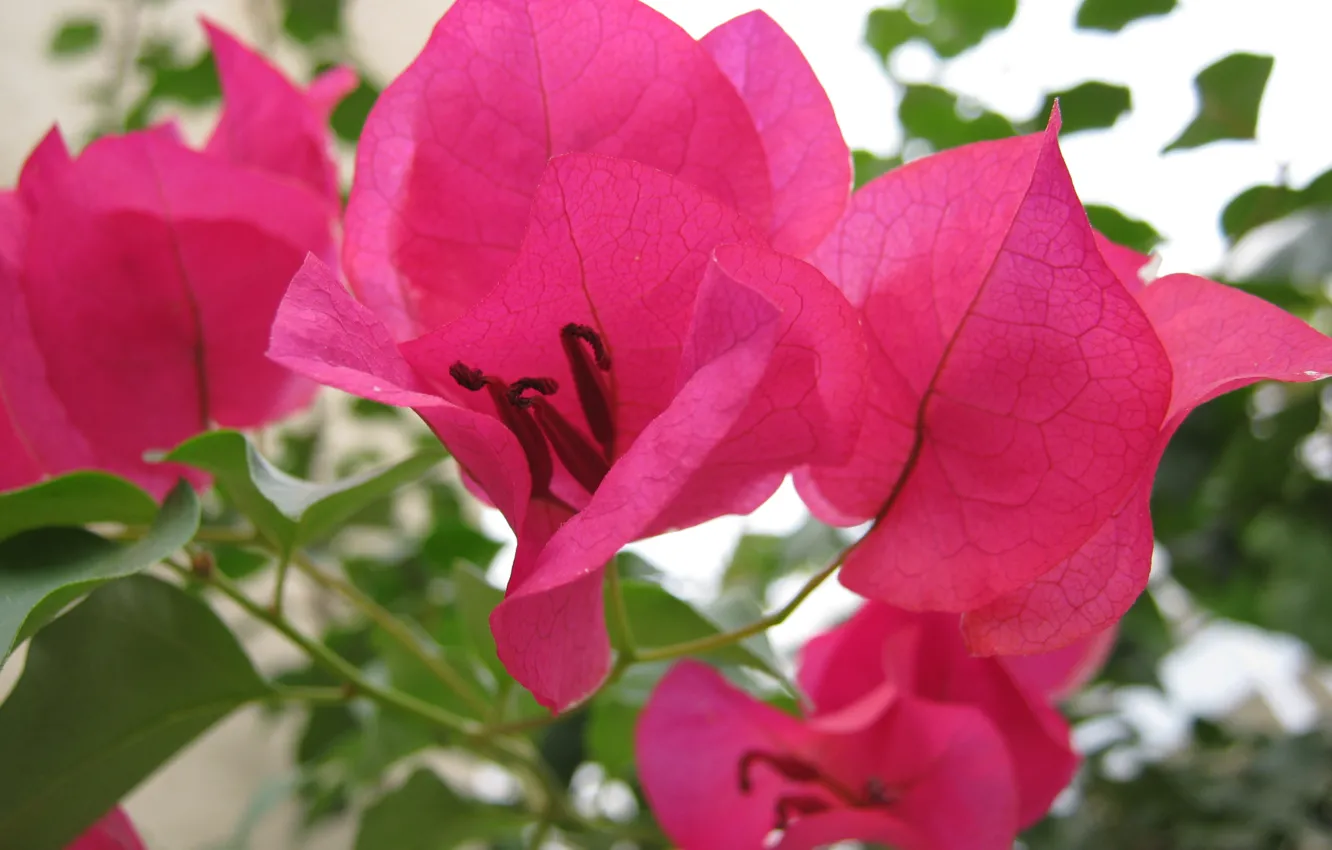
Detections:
[49, 19, 101, 57]
[0, 576, 268, 848]
[1164, 53, 1273, 152]
[866, 0, 1016, 60]
[0, 482, 200, 659]
[1085, 204, 1163, 253]
[1039, 81, 1132, 134]
[899, 85, 1015, 150]
[1075, 0, 1175, 32]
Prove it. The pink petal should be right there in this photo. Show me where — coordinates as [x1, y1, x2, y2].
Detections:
[649, 241, 866, 532]
[19, 132, 329, 493]
[701, 11, 850, 255]
[268, 255, 532, 526]
[775, 809, 923, 850]
[797, 602, 916, 716]
[808, 114, 1172, 611]
[999, 623, 1120, 700]
[491, 261, 782, 708]
[637, 660, 827, 850]
[204, 20, 350, 208]
[1143, 273, 1332, 423]
[966, 273, 1332, 654]
[1094, 231, 1151, 291]
[343, 0, 773, 335]
[66, 807, 145, 850]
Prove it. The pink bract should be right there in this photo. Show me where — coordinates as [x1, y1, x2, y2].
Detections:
[66, 807, 145, 850]
[0, 22, 349, 497]
[271, 153, 865, 711]
[799, 108, 1332, 656]
[637, 601, 1096, 850]
[342, 0, 849, 337]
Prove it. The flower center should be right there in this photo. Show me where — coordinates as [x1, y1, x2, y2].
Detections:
[736, 749, 897, 832]
[450, 324, 615, 501]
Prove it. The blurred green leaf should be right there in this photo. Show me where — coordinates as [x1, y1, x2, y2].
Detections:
[0, 575, 268, 849]
[282, 0, 343, 43]
[722, 519, 844, 597]
[1040, 81, 1132, 133]
[350, 398, 401, 420]
[49, 19, 101, 57]
[539, 710, 589, 788]
[1086, 204, 1163, 253]
[866, 0, 1016, 61]
[587, 693, 638, 778]
[852, 149, 901, 188]
[0, 481, 200, 659]
[356, 770, 526, 849]
[618, 580, 785, 680]
[125, 42, 219, 130]
[420, 484, 502, 572]
[1164, 53, 1273, 152]
[166, 431, 444, 554]
[0, 471, 158, 542]
[331, 78, 380, 142]
[1096, 591, 1170, 687]
[900, 85, 1015, 150]
[1221, 167, 1332, 243]
[454, 563, 505, 678]
[1075, 0, 1175, 32]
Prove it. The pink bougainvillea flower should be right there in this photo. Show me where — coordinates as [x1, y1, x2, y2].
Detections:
[798, 107, 1332, 656]
[637, 601, 1095, 850]
[0, 22, 350, 496]
[66, 807, 145, 850]
[343, 0, 848, 337]
[271, 153, 864, 710]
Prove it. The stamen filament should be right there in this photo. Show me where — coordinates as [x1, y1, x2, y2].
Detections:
[560, 324, 616, 459]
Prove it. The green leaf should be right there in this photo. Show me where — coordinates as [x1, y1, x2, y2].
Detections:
[722, 520, 845, 596]
[852, 150, 901, 189]
[0, 575, 269, 849]
[1085, 205, 1163, 254]
[49, 19, 101, 56]
[1164, 53, 1274, 152]
[331, 78, 380, 142]
[356, 770, 525, 849]
[124, 42, 219, 129]
[0, 481, 200, 659]
[0, 471, 157, 542]
[899, 85, 1016, 150]
[453, 563, 505, 678]
[1221, 168, 1332, 243]
[866, 0, 1016, 61]
[166, 430, 445, 554]
[587, 694, 638, 778]
[281, 0, 343, 43]
[1075, 0, 1175, 32]
[618, 580, 785, 680]
[1040, 81, 1132, 134]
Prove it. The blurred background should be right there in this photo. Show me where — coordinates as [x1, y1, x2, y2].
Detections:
[3, 0, 1332, 847]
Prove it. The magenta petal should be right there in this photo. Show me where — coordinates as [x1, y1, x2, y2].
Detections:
[66, 807, 145, 850]
[268, 256, 533, 526]
[651, 241, 866, 531]
[775, 809, 923, 850]
[343, 0, 773, 334]
[1142, 273, 1332, 423]
[491, 268, 783, 709]
[999, 623, 1120, 701]
[637, 660, 822, 850]
[204, 20, 350, 207]
[701, 11, 850, 255]
[1094, 231, 1151, 291]
[962, 489, 1151, 656]
[813, 116, 1172, 611]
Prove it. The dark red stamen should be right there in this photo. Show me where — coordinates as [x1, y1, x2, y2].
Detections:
[774, 795, 833, 830]
[450, 361, 553, 497]
[509, 377, 611, 495]
[560, 324, 615, 460]
[737, 749, 896, 833]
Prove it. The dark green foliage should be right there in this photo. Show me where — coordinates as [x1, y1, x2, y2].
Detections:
[852, 149, 902, 188]
[899, 85, 1016, 150]
[1040, 81, 1132, 134]
[282, 0, 344, 44]
[1075, 0, 1176, 32]
[867, 0, 1017, 61]
[125, 41, 220, 130]
[1164, 53, 1274, 152]
[1222, 168, 1332, 243]
[331, 77, 381, 142]
[1086, 205, 1163, 253]
[49, 19, 101, 57]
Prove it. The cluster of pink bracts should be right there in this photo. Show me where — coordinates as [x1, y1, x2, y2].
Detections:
[8, 1, 1332, 848]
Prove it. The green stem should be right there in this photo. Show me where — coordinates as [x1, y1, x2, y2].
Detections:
[289, 551, 493, 718]
[270, 685, 349, 706]
[605, 558, 637, 660]
[270, 550, 292, 617]
[527, 818, 554, 849]
[634, 541, 858, 663]
[166, 558, 476, 736]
